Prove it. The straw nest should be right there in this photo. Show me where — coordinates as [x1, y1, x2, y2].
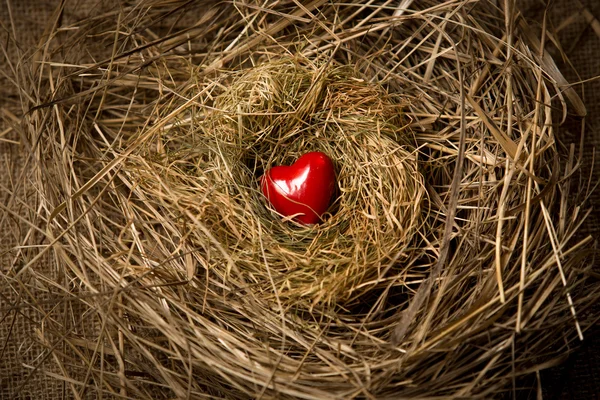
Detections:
[10, 0, 600, 398]
[123, 57, 425, 308]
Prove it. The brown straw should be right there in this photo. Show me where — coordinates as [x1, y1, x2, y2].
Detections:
[3, 0, 599, 398]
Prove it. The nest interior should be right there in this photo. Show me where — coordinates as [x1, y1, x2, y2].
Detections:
[5, 0, 600, 399]
[126, 57, 426, 310]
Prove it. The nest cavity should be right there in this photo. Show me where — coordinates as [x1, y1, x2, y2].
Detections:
[126, 57, 424, 309]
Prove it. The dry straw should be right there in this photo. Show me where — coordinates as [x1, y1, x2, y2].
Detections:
[3, 0, 600, 398]
[127, 57, 426, 309]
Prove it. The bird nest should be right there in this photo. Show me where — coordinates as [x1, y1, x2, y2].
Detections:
[124, 57, 425, 308]
[11, 0, 599, 398]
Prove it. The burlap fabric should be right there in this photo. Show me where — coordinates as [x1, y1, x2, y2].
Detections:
[1, 1, 598, 399]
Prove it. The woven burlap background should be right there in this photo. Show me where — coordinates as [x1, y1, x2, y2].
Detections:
[1, 1, 598, 399]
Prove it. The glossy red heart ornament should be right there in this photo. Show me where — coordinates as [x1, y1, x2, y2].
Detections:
[261, 152, 336, 225]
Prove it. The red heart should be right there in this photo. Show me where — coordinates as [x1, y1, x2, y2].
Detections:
[261, 152, 336, 225]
